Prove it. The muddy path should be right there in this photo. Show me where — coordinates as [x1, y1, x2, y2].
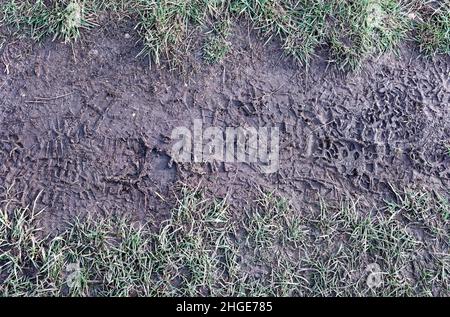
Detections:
[0, 23, 449, 232]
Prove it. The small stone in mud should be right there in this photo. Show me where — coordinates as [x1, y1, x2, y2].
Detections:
[224, 163, 237, 172]
[34, 63, 41, 77]
[89, 49, 99, 56]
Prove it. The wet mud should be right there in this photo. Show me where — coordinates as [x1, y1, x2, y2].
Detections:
[0, 24, 449, 232]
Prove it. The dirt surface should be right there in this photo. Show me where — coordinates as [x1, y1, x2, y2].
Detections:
[0, 23, 449, 233]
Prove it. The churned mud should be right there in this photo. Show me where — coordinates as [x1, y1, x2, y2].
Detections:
[0, 23, 449, 232]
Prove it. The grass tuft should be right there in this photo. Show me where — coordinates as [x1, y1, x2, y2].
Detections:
[203, 18, 231, 63]
[329, 0, 411, 70]
[415, 2, 450, 55]
[0, 0, 96, 42]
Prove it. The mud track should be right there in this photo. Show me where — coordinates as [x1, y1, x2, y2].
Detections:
[0, 25, 449, 232]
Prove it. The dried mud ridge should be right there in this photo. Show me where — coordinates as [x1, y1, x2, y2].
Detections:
[0, 26, 449, 232]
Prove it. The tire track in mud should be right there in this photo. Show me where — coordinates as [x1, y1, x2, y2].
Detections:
[0, 96, 177, 231]
[176, 43, 449, 213]
[0, 26, 449, 231]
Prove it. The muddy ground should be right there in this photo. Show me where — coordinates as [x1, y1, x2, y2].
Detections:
[0, 22, 449, 233]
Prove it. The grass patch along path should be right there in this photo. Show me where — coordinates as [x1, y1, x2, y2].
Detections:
[1, 186, 449, 296]
[0, 0, 449, 69]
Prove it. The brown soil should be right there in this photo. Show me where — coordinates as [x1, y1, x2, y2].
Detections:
[1, 23, 449, 233]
